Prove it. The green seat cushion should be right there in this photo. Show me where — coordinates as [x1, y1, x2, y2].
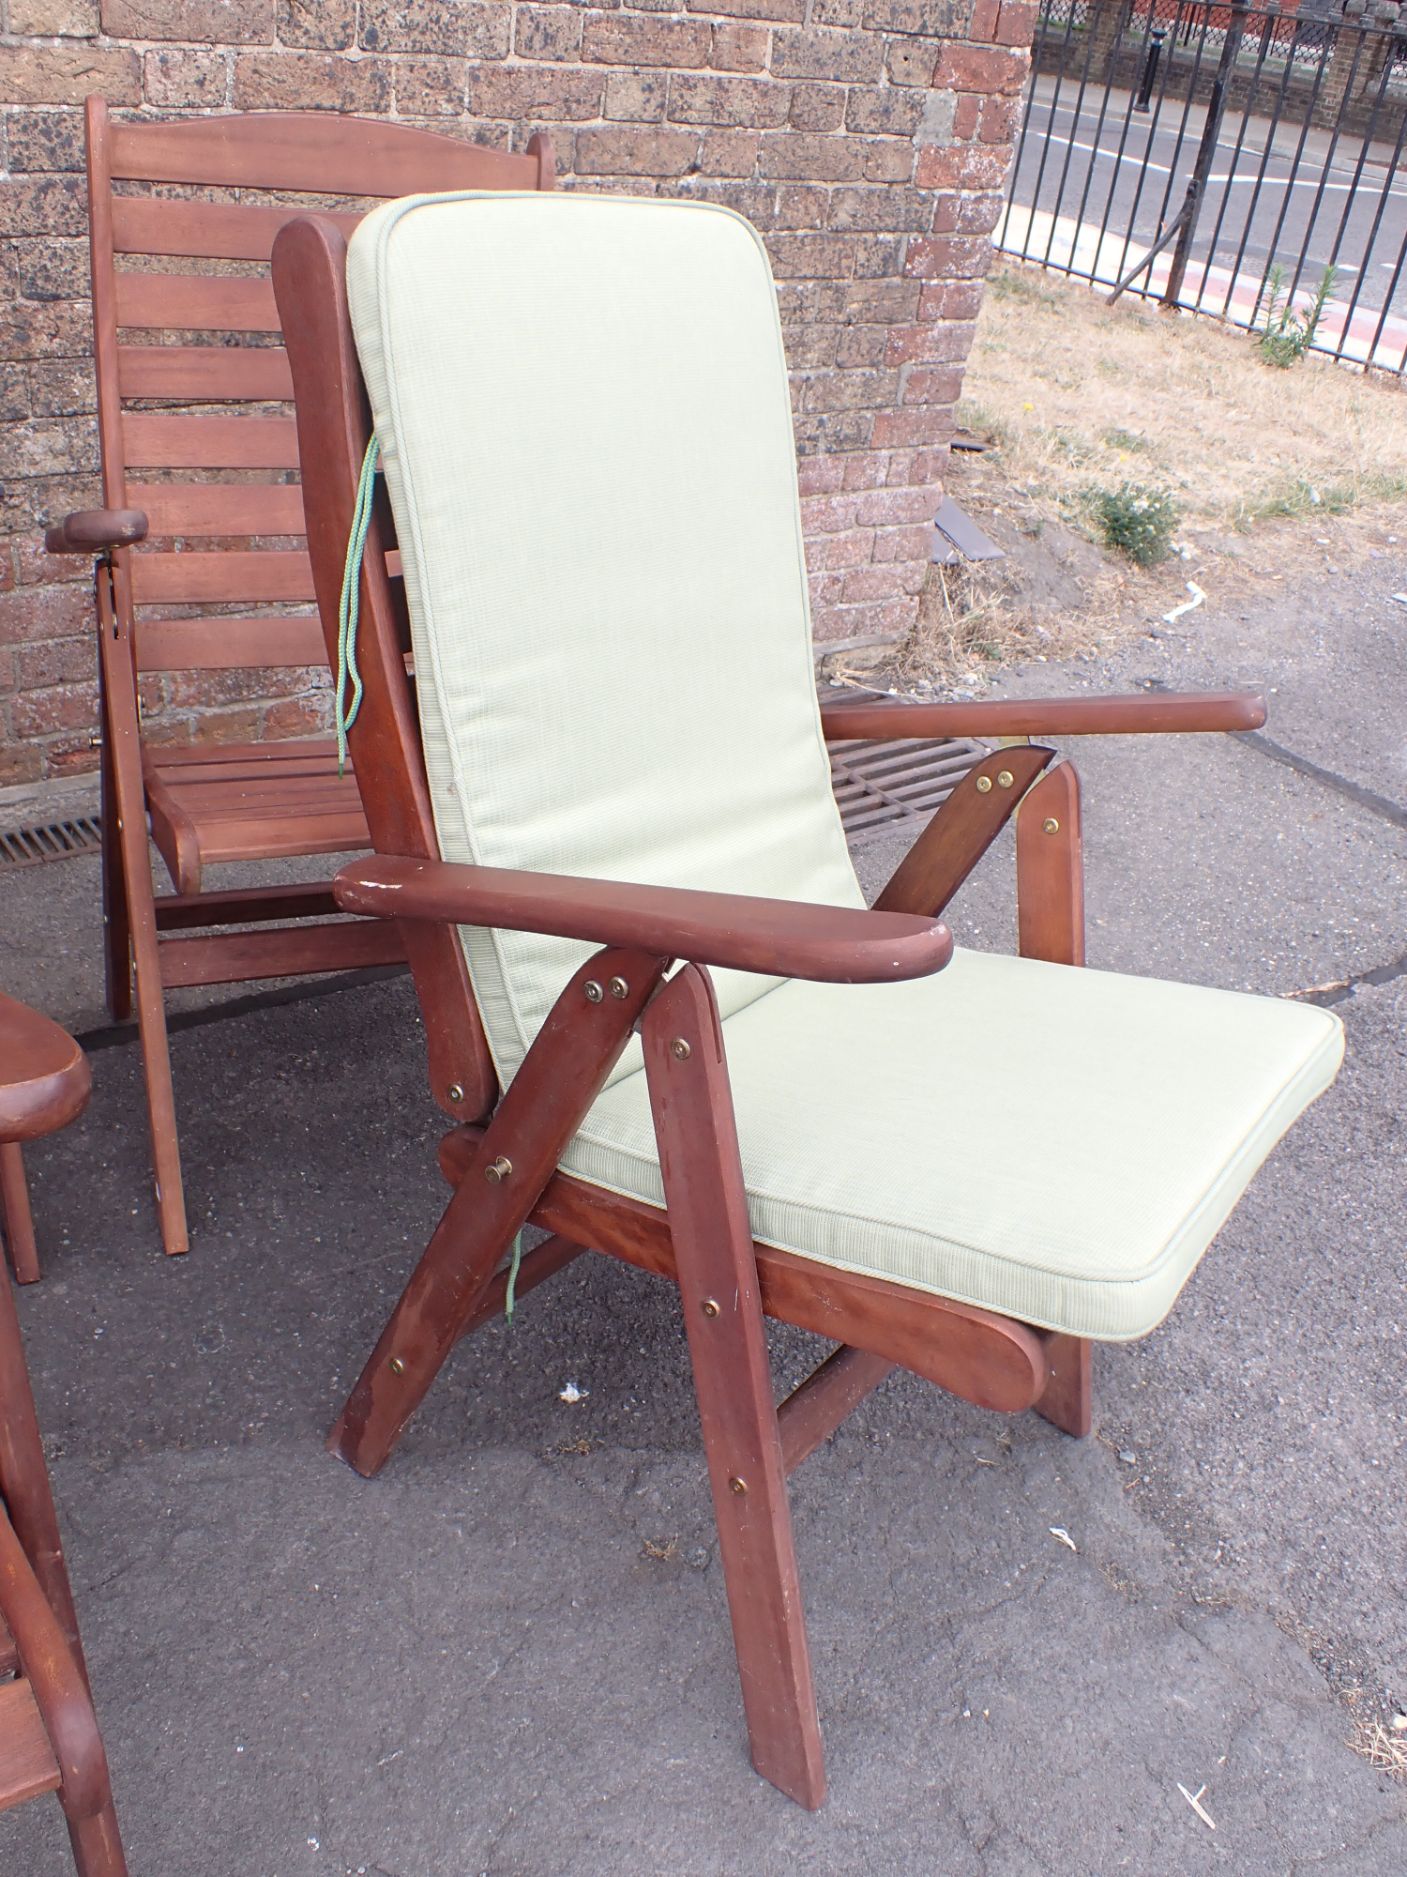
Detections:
[561, 953, 1343, 1341]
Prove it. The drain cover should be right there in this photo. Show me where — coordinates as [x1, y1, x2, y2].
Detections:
[0, 814, 102, 866]
[823, 690, 985, 837]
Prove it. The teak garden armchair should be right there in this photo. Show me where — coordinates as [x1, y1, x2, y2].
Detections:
[272, 194, 1344, 1807]
[0, 994, 127, 1873]
[45, 102, 554, 1257]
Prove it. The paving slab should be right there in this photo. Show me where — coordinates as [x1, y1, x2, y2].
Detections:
[0, 550, 1404, 1874]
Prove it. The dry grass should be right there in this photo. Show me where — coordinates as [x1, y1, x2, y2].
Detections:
[1348, 1718, 1407, 1781]
[964, 262, 1407, 537]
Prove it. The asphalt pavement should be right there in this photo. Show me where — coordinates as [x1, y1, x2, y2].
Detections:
[0, 548, 1404, 1874]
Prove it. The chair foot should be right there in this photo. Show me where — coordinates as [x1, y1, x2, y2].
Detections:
[643, 966, 826, 1810]
[0, 1143, 41, 1285]
[1034, 1333, 1092, 1439]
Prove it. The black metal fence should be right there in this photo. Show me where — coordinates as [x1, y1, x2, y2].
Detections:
[1000, 0, 1407, 373]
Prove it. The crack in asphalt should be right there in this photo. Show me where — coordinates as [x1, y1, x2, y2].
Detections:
[72, 961, 409, 1053]
[1232, 727, 1407, 832]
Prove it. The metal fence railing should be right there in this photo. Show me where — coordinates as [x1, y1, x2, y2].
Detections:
[998, 0, 1407, 373]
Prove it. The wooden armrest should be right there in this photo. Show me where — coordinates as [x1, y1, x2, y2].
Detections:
[43, 508, 148, 554]
[0, 1513, 109, 1818]
[821, 691, 1266, 741]
[334, 856, 953, 984]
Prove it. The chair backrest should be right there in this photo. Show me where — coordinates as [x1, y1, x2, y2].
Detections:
[342, 193, 865, 1090]
[86, 100, 553, 715]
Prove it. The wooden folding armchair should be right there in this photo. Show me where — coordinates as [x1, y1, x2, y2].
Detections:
[272, 195, 1344, 1807]
[0, 994, 127, 1873]
[45, 102, 554, 1257]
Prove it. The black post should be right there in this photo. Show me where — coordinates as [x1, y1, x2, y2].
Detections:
[1135, 26, 1166, 110]
[1161, 0, 1250, 306]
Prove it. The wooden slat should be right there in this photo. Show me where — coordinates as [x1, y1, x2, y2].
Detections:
[0, 1614, 16, 1679]
[154, 882, 341, 929]
[124, 413, 300, 468]
[146, 737, 337, 772]
[128, 481, 306, 538]
[128, 549, 315, 605]
[118, 344, 294, 402]
[112, 195, 362, 262]
[109, 113, 537, 197]
[135, 614, 325, 671]
[115, 272, 281, 333]
[159, 918, 404, 989]
[0, 1678, 62, 1813]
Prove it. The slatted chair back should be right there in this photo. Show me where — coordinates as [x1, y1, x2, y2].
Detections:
[88, 98, 553, 717]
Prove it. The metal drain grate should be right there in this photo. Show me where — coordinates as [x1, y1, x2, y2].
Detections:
[0, 814, 102, 867]
[830, 736, 985, 836]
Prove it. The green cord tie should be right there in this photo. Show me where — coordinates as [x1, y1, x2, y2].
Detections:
[504, 1232, 524, 1325]
[336, 433, 380, 776]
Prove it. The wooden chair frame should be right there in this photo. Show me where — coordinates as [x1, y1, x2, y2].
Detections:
[272, 214, 1266, 1806]
[45, 101, 554, 1258]
[0, 994, 127, 1873]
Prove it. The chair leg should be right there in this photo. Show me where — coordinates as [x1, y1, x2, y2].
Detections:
[0, 1143, 42, 1285]
[330, 949, 666, 1478]
[97, 667, 132, 1026]
[1034, 1333, 1092, 1439]
[642, 965, 826, 1810]
[64, 1801, 129, 1877]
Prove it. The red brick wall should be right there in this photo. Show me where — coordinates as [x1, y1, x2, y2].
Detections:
[0, 0, 1035, 785]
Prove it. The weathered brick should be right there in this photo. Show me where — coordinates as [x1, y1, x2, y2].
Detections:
[841, 451, 889, 489]
[797, 456, 846, 497]
[970, 0, 1000, 38]
[854, 484, 935, 524]
[996, 0, 1039, 46]
[0, 368, 29, 424]
[885, 319, 976, 365]
[834, 324, 887, 367]
[12, 637, 92, 691]
[101, 0, 273, 42]
[766, 231, 857, 278]
[829, 186, 930, 232]
[772, 28, 884, 83]
[392, 58, 470, 113]
[694, 130, 761, 177]
[0, 299, 93, 363]
[904, 233, 995, 278]
[583, 13, 711, 67]
[469, 66, 603, 117]
[360, 1, 511, 56]
[5, 238, 89, 302]
[0, 418, 95, 479]
[263, 692, 333, 739]
[915, 145, 961, 188]
[278, 0, 356, 47]
[853, 234, 904, 276]
[0, 744, 44, 787]
[684, 0, 803, 20]
[865, 0, 969, 27]
[980, 95, 1022, 141]
[144, 46, 230, 107]
[9, 0, 99, 33]
[826, 594, 918, 635]
[806, 526, 875, 569]
[0, 44, 140, 106]
[936, 42, 1028, 93]
[10, 680, 97, 737]
[804, 366, 899, 413]
[788, 83, 845, 131]
[234, 49, 392, 110]
[760, 132, 867, 183]
[574, 126, 699, 174]
[871, 407, 955, 448]
[845, 86, 924, 135]
[844, 277, 921, 320]
[776, 183, 829, 228]
[710, 22, 768, 70]
[516, 5, 584, 59]
[668, 75, 789, 129]
[785, 322, 840, 368]
[886, 38, 942, 85]
[4, 111, 87, 174]
[28, 359, 96, 417]
[841, 561, 926, 603]
[953, 93, 980, 138]
[800, 490, 860, 532]
[902, 365, 965, 402]
[604, 70, 667, 120]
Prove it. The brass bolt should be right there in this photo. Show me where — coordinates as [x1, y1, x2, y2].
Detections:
[701, 1298, 720, 1319]
[671, 1038, 691, 1060]
[728, 1476, 748, 1496]
[608, 975, 630, 999]
[447, 1082, 465, 1105]
[1042, 817, 1061, 836]
[389, 1356, 406, 1376]
[485, 1155, 513, 1184]
[997, 769, 1015, 789]
[975, 774, 994, 794]
[584, 980, 604, 1004]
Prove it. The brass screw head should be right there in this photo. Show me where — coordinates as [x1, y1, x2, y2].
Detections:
[701, 1298, 720, 1319]
[671, 1038, 691, 1060]
[485, 1155, 513, 1184]
[583, 980, 604, 1004]
[728, 1476, 748, 1496]
[1042, 816, 1061, 836]
[447, 1082, 465, 1105]
[997, 769, 1015, 789]
[975, 774, 994, 794]
[608, 975, 630, 999]
[388, 1356, 406, 1376]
